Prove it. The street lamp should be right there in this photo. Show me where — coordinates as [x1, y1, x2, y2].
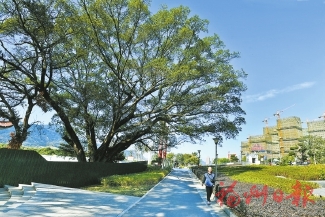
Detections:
[197, 150, 201, 166]
[213, 138, 222, 179]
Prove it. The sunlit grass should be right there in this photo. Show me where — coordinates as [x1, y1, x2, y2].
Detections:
[82, 166, 171, 197]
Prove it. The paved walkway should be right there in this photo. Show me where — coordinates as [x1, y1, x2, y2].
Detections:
[308, 180, 325, 197]
[120, 168, 228, 217]
[4, 183, 140, 217]
[1, 168, 229, 217]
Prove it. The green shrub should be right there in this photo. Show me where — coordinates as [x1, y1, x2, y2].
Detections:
[192, 165, 323, 195]
[0, 149, 147, 188]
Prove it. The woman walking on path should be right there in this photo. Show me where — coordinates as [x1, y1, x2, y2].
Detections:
[201, 167, 215, 205]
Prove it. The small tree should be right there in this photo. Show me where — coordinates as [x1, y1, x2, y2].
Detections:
[230, 155, 239, 163]
[307, 136, 325, 165]
[212, 157, 230, 164]
[280, 155, 295, 166]
[296, 137, 309, 163]
[166, 153, 176, 162]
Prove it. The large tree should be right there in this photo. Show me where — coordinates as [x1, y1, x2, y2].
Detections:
[0, 0, 246, 162]
[306, 135, 325, 164]
[0, 0, 66, 149]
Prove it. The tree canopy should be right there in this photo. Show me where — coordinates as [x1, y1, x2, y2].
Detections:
[294, 135, 325, 164]
[0, 0, 247, 162]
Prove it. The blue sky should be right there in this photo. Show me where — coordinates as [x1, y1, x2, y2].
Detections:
[149, 0, 325, 161]
[25, 0, 325, 162]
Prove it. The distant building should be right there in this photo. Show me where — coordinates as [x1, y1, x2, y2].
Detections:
[0, 120, 13, 129]
[241, 116, 325, 164]
[127, 156, 135, 161]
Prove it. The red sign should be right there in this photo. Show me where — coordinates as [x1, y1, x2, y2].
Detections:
[251, 144, 264, 151]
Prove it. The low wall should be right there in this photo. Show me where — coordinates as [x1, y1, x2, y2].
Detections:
[0, 149, 147, 188]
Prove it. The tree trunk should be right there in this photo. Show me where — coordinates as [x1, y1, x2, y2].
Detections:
[41, 90, 86, 162]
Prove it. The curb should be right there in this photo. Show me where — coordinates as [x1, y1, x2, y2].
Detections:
[215, 199, 238, 217]
[117, 169, 173, 217]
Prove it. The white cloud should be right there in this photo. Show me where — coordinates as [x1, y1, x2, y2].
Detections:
[244, 82, 315, 102]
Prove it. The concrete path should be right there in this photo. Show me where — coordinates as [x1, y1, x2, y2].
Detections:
[120, 168, 228, 217]
[309, 180, 325, 197]
[0, 168, 229, 217]
[4, 183, 140, 217]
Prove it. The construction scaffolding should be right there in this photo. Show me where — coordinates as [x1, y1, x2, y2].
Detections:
[307, 120, 325, 138]
[276, 117, 303, 158]
[241, 141, 249, 160]
[245, 135, 268, 163]
[263, 126, 279, 160]
[242, 116, 306, 161]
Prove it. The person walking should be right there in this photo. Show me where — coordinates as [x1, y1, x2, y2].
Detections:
[201, 166, 215, 205]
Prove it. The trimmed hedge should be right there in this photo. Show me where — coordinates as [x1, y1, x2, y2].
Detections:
[0, 149, 147, 188]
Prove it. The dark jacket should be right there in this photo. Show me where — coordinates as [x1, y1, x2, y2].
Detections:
[202, 172, 215, 187]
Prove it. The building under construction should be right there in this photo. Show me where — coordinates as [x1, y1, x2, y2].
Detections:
[241, 116, 325, 163]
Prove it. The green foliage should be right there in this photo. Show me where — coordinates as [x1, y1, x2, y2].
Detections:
[180, 153, 199, 166]
[83, 165, 170, 197]
[101, 166, 170, 187]
[57, 143, 75, 157]
[213, 157, 230, 164]
[150, 153, 159, 165]
[295, 135, 325, 164]
[0, 0, 247, 162]
[230, 154, 239, 162]
[0, 0, 69, 149]
[0, 149, 147, 188]
[10, 146, 62, 156]
[194, 165, 324, 195]
[166, 153, 175, 162]
[279, 155, 295, 166]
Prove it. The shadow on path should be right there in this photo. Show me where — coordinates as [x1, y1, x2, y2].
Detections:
[120, 168, 227, 217]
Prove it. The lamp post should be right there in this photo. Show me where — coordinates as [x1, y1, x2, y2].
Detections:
[213, 138, 222, 179]
[197, 150, 201, 166]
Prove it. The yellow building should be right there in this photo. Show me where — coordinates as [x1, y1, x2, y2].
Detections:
[241, 116, 323, 162]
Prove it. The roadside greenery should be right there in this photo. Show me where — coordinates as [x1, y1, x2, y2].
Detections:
[0, 148, 147, 188]
[289, 135, 325, 165]
[0, 143, 68, 156]
[82, 166, 171, 197]
[194, 165, 324, 195]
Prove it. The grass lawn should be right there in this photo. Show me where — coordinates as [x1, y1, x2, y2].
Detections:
[82, 166, 171, 197]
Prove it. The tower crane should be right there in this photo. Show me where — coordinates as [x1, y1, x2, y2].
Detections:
[318, 111, 325, 120]
[273, 104, 296, 119]
[262, 117, 271, 126]
[262, 118, 270, 127]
